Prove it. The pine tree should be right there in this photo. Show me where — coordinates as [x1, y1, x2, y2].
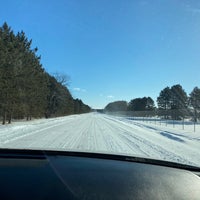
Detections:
[190, 87, 200, 122]
[170, 84, 188, 110]
[0, 23, 19, 124]
[157, 84, 188, 120]
[157, 87, 171, 110]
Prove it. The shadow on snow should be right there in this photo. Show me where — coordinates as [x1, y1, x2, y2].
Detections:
[160, 132, 185, 143]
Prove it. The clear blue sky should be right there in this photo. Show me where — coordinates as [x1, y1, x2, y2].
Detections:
[1, 0, 200, 108]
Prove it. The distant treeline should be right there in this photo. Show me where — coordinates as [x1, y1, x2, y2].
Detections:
[0, 22, 90, 124]
[104, 84, 200, 121]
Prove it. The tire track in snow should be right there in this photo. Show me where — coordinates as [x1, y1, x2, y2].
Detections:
[95, 117, 149, 155]
[101, 116, 198, 166]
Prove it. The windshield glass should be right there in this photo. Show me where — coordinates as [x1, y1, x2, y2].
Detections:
[0, 0, 200, 168]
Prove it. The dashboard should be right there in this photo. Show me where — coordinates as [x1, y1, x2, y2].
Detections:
[0, 149, 199, 199]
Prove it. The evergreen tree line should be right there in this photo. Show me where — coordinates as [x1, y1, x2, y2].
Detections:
[157, 84, 200, 121]
[104, 97, 155, 113]
[104, 84, 200, 121]
[0, 22, 90, 124]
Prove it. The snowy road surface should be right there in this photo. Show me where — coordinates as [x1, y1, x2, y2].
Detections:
[0, 113, 200, 166]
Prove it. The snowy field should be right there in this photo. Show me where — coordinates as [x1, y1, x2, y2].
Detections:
[0, 112, 200, 167]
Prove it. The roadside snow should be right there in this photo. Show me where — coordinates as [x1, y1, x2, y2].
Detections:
[0, 113, 199, 167]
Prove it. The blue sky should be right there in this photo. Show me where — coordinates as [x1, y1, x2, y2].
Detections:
[1, 0, 200, 108]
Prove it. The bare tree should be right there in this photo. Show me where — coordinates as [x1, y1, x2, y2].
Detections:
[53, 72, 71, 86]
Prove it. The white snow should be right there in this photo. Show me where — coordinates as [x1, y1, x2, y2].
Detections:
[0, 113, 200, 167]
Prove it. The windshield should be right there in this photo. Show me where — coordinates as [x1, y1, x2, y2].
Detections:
[0, 0, 200, 168]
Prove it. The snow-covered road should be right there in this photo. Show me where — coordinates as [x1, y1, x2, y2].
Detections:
[0, 113, 200, 166]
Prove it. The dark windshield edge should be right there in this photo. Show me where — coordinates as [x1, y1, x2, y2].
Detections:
[0, 148, 199, 172]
